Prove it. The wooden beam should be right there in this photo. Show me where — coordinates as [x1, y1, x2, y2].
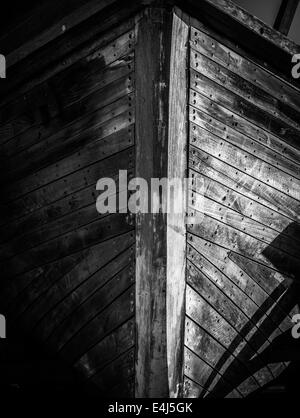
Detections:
[167, 9, 188, 398]
[274, 0, 299, 36]
[135, 6, 172, 398]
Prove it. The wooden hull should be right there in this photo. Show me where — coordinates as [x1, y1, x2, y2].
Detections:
[0, 0, 299, 398]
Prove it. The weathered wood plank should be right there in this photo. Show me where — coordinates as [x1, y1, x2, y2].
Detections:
[7, 234, 134, 326]
[2, 101, 134, 185]
[74, 318, 135, 379]
[190, 125, 300, 201]
[166, 11, 188, 398]
[0, 213, 134, 279]
[187, 255, 291, 379]
[190, 105, 300, 180]
[1, 69, 133, 160]
[1, 123, 134, 204]
[0, 50, 133, 147]
[189, 192, 300, 259]
[89, 348, 135, 395]
[0, 27, 135, 128]
[191, 70, 300, 150]
[187, 233, 293, 325]
[274, 0, 299, 35]
[190, 90, 300, 166]
[190, 28, 300, 114]
[135, 7, 171, 398]
[190, 169, 298, 243]
[0, 150, 134, 243]
[191, 50, 300, 130]
[186, 285, 276, 382]
[190, 147, 300, 221]
[185, 317, 260, 394]
[58, 285, 134, 364]
[0, 11, 136, 107]
[187, 256, 288, 365]
[45, 262, 134, 350]
[188, 214, 300, 275]
[0, 146, 133, 228]
[200, 0, 300, 54]
[4, 0, 116, 67]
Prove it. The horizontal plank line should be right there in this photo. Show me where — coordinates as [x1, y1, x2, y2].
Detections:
[58, 283, 135, 363]
[189, 154, 299, 223]
[189, 168, 300, 244]
[189, 105, 300, 180]
[190, 143, 300, 205]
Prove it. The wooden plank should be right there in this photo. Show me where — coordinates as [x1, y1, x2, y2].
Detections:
[0, 247, 88, 312]
[135, 8, 171, 397]
[189, 169, 298, 243]
[190, 147, 300, 221]
[58, 285, 134, 364]
[274, 0, 299, 35]
[184, 347, 236, 397]
[190, 106, 300, 180]
[0, 146, 134, 229]
[1, 123, 134, 204]
[193, 0, 300, 55]
[187, 254, 289, 367]
[0, 188, 128, 259]
[189, 191, 300, 259]
[185, 317, 260, 393]
[186, 286, 276, 382]
[90, 348, 135, 395]
[107, 375, 135, 398]
[190, 70, 300, 150]
[0, 37, 134, 146]
[190, 50, 300, 130]
[186, 10, 300, 94]
[183, 376, 211, 398]
[182, 0, 300, 87]
[45, 262, 134, 351]
[0, 213, 134, 279]
[74, 318, 135, 379]
[0, 10, 136, 109]
[229, 252, 292, 301]
[188, 214, 300, 275]
[42, 256, 134, 343]
[0, 149, 134, 243]
[166, 11, 188, 398]
[190, 124, 300, 201]
[187, 233, 294, 325]
[2, 94, 134, 182]
[187, 256, 287, 362]
[7, 234, 134, 326]
[0, 26, 135, 122]
[190, 89, 300, 167]
[4, 0, 116, 67]
[190, 28, 300, 114]
[1, 64, 133, 157]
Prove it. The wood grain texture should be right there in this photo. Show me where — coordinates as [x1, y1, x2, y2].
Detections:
[0, 20, 137, 397]
[135, 7, 171, 397]
[167, 11, 188, 398]
[184, 19, 300, 398]
[190, 28, 300, 114]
